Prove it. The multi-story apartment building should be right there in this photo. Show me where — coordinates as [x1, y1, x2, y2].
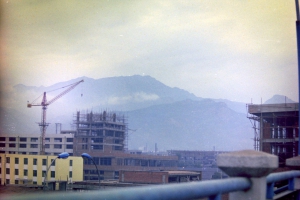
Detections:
[0, 154, 83, 185]
[0, 134, 74, 156]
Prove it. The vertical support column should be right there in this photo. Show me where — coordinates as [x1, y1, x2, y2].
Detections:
[217, 150, 278, 200]
[295, 0, 300, 155]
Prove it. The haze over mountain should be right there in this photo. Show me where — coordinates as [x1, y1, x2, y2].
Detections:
[1, 75, 294, 151]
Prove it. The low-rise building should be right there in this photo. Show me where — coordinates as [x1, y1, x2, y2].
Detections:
[0, 154, 83, 185]
[119, 170, 201, 184]
[0, 134, 74, 156]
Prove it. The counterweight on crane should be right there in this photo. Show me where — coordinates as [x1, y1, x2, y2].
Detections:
[27, 79, 84, 155]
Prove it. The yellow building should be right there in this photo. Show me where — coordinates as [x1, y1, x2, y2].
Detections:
[0, 153, 83, 185]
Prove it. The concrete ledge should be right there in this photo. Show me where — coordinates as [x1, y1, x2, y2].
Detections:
[217, 150, 278, 177]
[286, 156, 300, 169]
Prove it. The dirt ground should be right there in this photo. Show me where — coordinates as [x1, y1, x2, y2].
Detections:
[0, 185, 64, 199]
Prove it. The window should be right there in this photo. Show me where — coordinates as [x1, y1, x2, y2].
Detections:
[106, 131, 113, 137]
[115, 132, 123, 137]
[66, 138, 73, 142]
[51, 171, 55, 178]
[69, 160, 73, 166]
[45, 144, 50, 149]
[91, 145, 103, 150]
[114, 139, 121, 144]
[6, 157, 10, 164]
[30, 144, 38, 148]
[15, 169, 18, 175]
[114, 146, 122, 151]
[66, 145, 73, 149]
[51, 159, 55, 166]
[100, 158, 111, 165]
[6, 179, 9, 184]
[30, 138, 38, 142]
[45, 138, 50, 142]
[91, 138, 103, 143]
[42, 170, 46, 177]
[54, 138, 62, 142]
[33, 159, 37, 165]
[9, 144, 15, 148]
[33, 181, 37, 185]
[33, 170, 37, 177]
[15, 180, 19, 184]
[42, 159, 47, 166]
[69, 171, 72, 178]
[24, 158, 28, 165]
[9, 137, 16, 141]
[0, 143, 5, 147]
[0, 137, 5, 141]
[19, 144, 27, 148]
[15, 158, 19, 164]
[6, 168, 10, 174]
[20, 137, 26, 142]
[54, 144, 62, 149]
[24, 169, 28, 176]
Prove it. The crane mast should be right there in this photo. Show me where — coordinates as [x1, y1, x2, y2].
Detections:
[27, 79, 84, 155]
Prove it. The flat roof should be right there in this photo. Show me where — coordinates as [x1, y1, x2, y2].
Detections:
[248, 103, 298, 115]
[166, 171, 201, 176]
[0, 133, 74, 137]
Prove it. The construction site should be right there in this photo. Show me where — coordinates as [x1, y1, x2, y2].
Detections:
[62, 110, 178, 181]
[247, 103, 299, 166]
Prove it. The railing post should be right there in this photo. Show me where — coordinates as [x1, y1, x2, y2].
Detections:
[217, 150, 278, 200]
[286, 157, 300, 199]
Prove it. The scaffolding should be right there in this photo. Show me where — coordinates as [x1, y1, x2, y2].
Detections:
[247, 103, 299, 166]
[72, 110, 128, 155]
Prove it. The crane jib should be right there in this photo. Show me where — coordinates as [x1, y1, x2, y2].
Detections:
[26, 79, 84, 155]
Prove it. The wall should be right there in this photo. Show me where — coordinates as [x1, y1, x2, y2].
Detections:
[119, 171, 168, 184]
[0, 154, 83, 185]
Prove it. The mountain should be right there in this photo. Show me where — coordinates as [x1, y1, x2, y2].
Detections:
[264, 95, 296, 104]
[0, 75, 256, 151]
[127, 99, 253, 151]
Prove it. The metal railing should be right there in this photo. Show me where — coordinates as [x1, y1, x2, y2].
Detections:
[8, 170, 300, 200]
[266, 170, 300, 199]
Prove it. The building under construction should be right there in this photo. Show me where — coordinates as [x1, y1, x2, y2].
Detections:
[73, 110, 128, 155]
[68, 110, 178, 181]
[247, 103, 299, 166]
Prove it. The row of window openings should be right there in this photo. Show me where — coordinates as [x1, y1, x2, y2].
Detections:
[4, 152, 74, 156]
[80, 138, 122, 144]
[77, 131, 124, 137]
[2, 158, 73, 166]
[0, 144, 73, 149]
[3, 169, 72, 178]
[0, 137, 73, 142]
[81, 145, 122, 151]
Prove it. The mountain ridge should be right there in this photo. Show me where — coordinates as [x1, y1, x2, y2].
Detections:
[1, 75, 295, 151]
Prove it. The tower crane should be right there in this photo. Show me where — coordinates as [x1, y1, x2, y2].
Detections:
[27, 79, 84, 155]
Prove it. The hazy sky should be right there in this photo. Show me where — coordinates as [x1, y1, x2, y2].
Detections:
[0, 0, 297, 103]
